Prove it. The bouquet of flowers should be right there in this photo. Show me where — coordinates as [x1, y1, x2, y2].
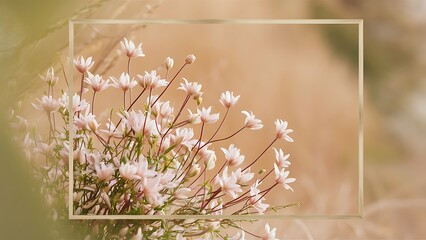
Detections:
[11, 37, 297, 239]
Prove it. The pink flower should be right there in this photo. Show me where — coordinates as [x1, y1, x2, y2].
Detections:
[273, 163, 296, 191]
[95, 162, 114, 181]
[119, 162, 140, 180]
[32, 96, 60, 114]
[241, 111, 263, 130]
[221, 144, 245, 167]
[262, 223, 279, 240]
[249, 180, 269, 214]
[137, 70, 168, 89]
[218, 167, 242, 199]
[233, 168, 254, 185]
[138, 176, 165, 206]
[110, 72, 137, 92]
[130, 227, 143, 240]
[220, 91, 240, 108]
[275, 119, 294, 142]
[73, 56, 94, 73]
[84, 72, 109, 92]
[273, 148, 291, 168]
[120, 38, 145, 58]
[136, 155, 156, 179]
[197, 107, 220, 124]
[178, 78, 203, 99]
[174, 188, 191, 200]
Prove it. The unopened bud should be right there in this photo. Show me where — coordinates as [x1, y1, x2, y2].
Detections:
[185, 54, 196, 64]
[189, 164, 200, 178]
[258, 168, 266, 174]
[165, 57, 174, 70]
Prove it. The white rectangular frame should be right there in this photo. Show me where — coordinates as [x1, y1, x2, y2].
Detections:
[68, 19, 364, 220]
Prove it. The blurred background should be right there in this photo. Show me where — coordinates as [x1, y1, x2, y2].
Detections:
[1, 0, 425, 239]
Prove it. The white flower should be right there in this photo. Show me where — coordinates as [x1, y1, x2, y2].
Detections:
[197, 107, 219, 124]
[32, 96, 60, 114]
[137, 70, 168, 89]
[74, 108, 97, 131]
[40, 67, 58, 86]
[220, 91, 240, 108]
[185, 54, 196, 64]
[136, 155, 156, 179]
[60, 93, 89, 113]
[262, 223, 279, 240]
[233, 167, 254, 185]
[119, 162, 140, 180]
[273, 148, 291, 168]
[249, 180, 269, 214]
[84, 72, 109, 92]
[218, 167, 242, 199]
[174, 188, 191, 200]
[100, 120, 123, 138]
[95, 162, 114, 181]
[187, 109, 201, 124]
[178, 78, 203, 99]
[110, 72, 137, 92]
[273, 163, 296, 191]
[35, 142, 55, 156]
[153, 101, 174, 121]
[170, 128, 195, 149]
[275, 119, 294, 142]
[120, 38, 145, 58]
[165, 57, 174, 70]
[130, 227, 143, 240]
[119, 110, 144, 133]
[73, 56, 94, 73]
[138, 175, 165, 206]
[201, 148, 217, 170]
[241, 111, 263, 130]
[221, 144, 245, 167]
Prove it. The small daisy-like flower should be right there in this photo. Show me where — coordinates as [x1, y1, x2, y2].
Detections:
[233, 167, 254, 184]
[119, 162, 140, 180]
[262, 223, 279, 240]
[95, 162, 114, 181]
[241, 110, 263, 130]
[136, 155, 156, 179]
[120, 38, 145, 58]
[275, 119, 294, 142]
[73, 56, 94, 73]
[110, 72, 137, 92]
[249, 180, 269, 214]
[273, 148, 291, 168]
[197, 107, 220, 124]
[32, 95, 60, 114]
[137, 70, 168, 89]
[221, 144, 245, 167]
[273, 163, 296, 191]
[218, 167, 242, 199]
[174, 188, 191, 200]
[84, 72, 109, 92]
[185, 54, 196, 64]
[220, 91, 240, 108]
[178, 78, 203, 99]
[40, 67, 58, 86]
[187, 109, 201, 124]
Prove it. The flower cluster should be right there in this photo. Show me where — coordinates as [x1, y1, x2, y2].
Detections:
[12, 38, 297, 239]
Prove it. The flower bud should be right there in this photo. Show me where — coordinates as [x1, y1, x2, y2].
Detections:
[165, 57, 174, 70]
[188, 164, 200, 178]
[185, 54, 196, 64]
